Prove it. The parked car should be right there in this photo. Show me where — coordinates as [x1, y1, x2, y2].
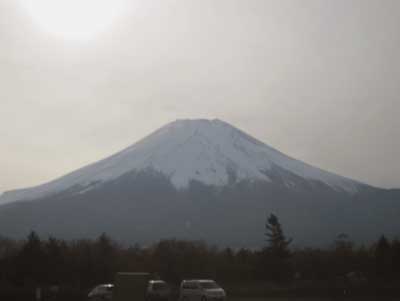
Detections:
[146, 280, 171, 301]
[180, 280, 226, 301]
[88, 284, 114, 301]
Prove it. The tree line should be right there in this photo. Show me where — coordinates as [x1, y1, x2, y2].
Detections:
[0, 214, 400, 298]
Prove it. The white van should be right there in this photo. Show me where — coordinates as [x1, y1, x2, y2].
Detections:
[180, 280, 226, 301]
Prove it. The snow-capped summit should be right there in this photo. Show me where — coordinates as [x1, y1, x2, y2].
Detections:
[0, 119, 362, 205]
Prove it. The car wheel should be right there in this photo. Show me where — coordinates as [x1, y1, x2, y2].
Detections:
[201, 296, 207, 301]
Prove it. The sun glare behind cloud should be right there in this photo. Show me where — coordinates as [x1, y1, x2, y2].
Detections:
[20, 0, 127, 40]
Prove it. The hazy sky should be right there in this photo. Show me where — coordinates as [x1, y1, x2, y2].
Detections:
[1, 0, 399, 193]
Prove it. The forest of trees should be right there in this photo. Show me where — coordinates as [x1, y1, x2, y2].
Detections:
[1, 214, 400, 300]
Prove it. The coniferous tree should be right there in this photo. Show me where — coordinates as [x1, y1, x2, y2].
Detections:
[265, 213, 292, 258]
[263, 214, 293, 282]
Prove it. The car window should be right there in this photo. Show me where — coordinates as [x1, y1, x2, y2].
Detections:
[199, 282, 219, 289]
[153, 282, 169, 290]
[182, 282, 197, 289]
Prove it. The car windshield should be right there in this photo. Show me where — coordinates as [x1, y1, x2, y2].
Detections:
[153, 282, 169, 290]
[199, 282, 219, 289]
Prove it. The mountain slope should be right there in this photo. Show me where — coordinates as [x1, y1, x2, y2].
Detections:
[0, 169, 398, 247]
[0, 119, 363, 205]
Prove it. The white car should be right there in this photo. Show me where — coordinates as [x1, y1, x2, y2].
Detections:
[88, 284, 114, 301]
[146, 280, 172, 301]
[180, 280, 226, 301]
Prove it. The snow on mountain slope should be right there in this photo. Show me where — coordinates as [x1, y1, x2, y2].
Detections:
[0, 119, 362, 205]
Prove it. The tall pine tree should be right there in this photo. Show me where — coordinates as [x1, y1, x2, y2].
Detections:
[265, 213, 292, 258]
[263, 214, 293, 282]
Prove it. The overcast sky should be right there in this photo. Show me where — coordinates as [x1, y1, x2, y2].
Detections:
[1, 0, 399, 193]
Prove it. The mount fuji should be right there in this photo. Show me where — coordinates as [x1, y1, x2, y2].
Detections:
[0, 119, 362, 204]
[0, 119, 399, 246]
